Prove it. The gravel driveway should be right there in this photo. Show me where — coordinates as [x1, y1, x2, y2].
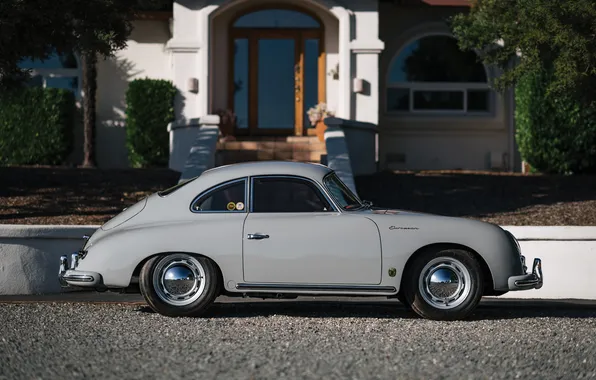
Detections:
[1, 297, 596, 379]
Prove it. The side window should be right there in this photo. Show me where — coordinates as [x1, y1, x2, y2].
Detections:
[191, 180, 246, 212]
[252, 177, 331, 213]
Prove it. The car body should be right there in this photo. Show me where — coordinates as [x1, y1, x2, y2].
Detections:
[59, 161, 543, 320]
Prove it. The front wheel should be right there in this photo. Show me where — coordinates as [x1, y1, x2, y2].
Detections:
[403, 248, 483, 321]
[139, 253, 219, 317]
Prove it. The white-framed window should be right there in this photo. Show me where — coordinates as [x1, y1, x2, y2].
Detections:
[17, 51, 81, 98]
[386, 34, 492, 115]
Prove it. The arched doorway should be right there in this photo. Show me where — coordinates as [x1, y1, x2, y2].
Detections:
[228, 6, 326, 136]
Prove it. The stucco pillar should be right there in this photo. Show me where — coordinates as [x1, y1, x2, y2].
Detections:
[350, 8, 384, 125]
[167, 0, 203, 121]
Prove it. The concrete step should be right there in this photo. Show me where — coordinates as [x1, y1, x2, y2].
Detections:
[216, 136, 326, 165]
[217, 140, 325, 152]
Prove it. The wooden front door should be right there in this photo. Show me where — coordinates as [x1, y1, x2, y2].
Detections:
[229, 29, 325, 136]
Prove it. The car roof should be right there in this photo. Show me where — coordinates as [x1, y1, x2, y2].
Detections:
[200, 161, 333, 184]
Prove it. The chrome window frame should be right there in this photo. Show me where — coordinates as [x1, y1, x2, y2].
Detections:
[248, 175, 340, 214]
[189, 177, 249, 214]
[322, 172, 363, 211]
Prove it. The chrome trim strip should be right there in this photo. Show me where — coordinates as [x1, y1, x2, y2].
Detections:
[248, 175, 340, 213]
[63, 274, 95, 283]
[189, 177, 248, 214]
[236, 283, 396, 293]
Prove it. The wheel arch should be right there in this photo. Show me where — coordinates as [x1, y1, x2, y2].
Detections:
[399, 243, 497, 296]
[131, 251, 225, 294]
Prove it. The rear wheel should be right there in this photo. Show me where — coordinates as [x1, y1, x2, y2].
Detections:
[139, 253, 219, 317]
[403, 248, 483, 321]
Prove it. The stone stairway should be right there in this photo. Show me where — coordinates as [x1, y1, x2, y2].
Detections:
[215, 136, 327, 165]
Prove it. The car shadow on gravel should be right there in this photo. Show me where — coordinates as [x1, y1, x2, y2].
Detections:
[136, 299, 596, 320]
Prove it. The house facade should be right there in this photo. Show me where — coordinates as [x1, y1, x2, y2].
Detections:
[23, 0, 521, 172]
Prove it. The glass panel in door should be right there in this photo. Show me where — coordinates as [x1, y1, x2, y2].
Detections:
[257, 38, 296, 131]
[233, 38, 249, 130]
[303, 38, 320, 132]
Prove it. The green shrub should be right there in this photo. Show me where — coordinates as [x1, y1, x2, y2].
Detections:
[125, 78, 177, 168]
[515, 69, 596, 174]
[0, 87, 75, 165]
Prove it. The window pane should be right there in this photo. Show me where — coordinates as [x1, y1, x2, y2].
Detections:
[388, 36, 486, 83]
[46, 76, 78, 92]
[18, 51, 78, 69]
[303, 38, 320, 130]
[323, 174, 361, 210]
[192, 180, 246, 212]
[413, 91, 464, 111]
[233, 39, 249, 129]
[387, 88, 409, 111]
[467, 89, 490, 112]
[234, 9, 320, 28]
[252, 178, 330, 213]
[257, 39, 295, 129]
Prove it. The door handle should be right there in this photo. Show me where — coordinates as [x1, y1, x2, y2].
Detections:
[247, 233, 269, 240]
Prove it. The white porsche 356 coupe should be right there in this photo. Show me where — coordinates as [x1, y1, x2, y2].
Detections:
[59, 161, 542, 320]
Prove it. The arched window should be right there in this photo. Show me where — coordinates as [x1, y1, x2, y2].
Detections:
[386, 35, 492, 114]
[18, 50, 80, 96]
[233, 9, 321, 28]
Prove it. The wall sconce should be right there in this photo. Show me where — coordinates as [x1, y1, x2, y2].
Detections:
[353, 78, 364, 94]
[187, 78, 199, 93]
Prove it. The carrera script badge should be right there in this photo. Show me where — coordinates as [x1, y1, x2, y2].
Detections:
[389, 226, 419, 230]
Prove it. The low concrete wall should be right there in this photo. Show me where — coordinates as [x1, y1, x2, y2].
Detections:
[0, 225, 98, 295]
[499, 226, 596, 300]
[1, 225, 595, 298]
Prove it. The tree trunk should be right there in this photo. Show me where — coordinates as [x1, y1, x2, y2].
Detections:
[81, 51, 97, 168]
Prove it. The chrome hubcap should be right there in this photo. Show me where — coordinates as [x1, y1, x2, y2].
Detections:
[419, 258, 471, 309]
[153, 255, 206, 306]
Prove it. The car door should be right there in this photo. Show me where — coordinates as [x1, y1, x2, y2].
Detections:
[242, 175, 382, 285]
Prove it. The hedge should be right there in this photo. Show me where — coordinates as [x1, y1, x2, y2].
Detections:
[515, 69, 596, 174]
[0, 87, 75, 165]
[125, 78, 177, 168]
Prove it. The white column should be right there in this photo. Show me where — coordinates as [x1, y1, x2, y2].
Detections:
[335, 9, 352, 120]
[166, 0, 203, 121]
[350, 8, 384, 125]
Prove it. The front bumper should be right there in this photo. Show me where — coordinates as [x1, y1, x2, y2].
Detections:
[507, 256, 543, 291]
[58, 252, 103, 288]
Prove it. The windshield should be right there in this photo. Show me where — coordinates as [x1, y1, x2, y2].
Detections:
[323, 173, 363, 210]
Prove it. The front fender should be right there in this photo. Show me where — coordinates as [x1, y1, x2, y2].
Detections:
[372, 214, 522, 291]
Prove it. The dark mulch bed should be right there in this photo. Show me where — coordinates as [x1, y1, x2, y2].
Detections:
[356, 170, 596, 226]
[0, 166, 179, 225]
[1, 166, 595, 225]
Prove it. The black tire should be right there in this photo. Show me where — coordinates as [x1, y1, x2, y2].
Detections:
[403, 248, 483, 321]
[139, 253, 220, 317]
[396, 291, 410, 307]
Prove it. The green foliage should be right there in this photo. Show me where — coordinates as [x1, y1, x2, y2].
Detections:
[0, 87, 75, 165]
[125, 78, 176, 168]
[515, 69, 596, 174]
[450, 0, 596, 105]
[0, 0, 169, 88]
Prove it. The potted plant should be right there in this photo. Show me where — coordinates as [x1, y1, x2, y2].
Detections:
[215, 108, 237, 141]
[307, 102, 335, 142]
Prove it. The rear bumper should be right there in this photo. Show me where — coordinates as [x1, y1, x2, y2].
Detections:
[508, 256, 543, 291]
[58, 253, 103, 289]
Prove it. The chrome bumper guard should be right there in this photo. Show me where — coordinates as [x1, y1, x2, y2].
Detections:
[507, 256, 543, 291]
[58, 252, 101, 288]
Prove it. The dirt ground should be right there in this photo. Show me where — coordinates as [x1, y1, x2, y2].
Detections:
[1, 166, 595, 225]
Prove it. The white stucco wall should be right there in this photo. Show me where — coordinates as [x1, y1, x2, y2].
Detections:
[96, 20, 172, 168]
[377, 4, 514, 171]
[0, 225, 97, 295]
[1, 224, 595, 299]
